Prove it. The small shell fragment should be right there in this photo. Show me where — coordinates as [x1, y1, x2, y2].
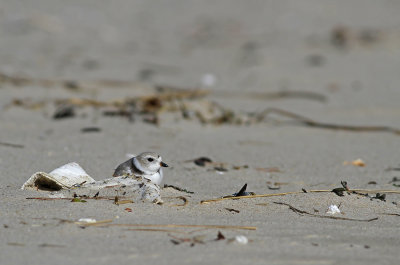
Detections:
[326, 205, 341, 215]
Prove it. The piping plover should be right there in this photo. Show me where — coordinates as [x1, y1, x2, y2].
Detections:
[113, 152, 168, 185]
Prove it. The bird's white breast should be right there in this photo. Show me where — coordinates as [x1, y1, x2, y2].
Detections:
[143, 169, 163, 185]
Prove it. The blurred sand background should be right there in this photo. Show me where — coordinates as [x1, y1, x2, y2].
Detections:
[1, 1, 400, 264]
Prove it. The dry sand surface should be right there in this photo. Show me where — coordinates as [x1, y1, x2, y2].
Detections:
[1, 1, 400, 264]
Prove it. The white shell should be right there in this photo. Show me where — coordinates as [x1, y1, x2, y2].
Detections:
[326, 205, 341, 215]
[49, 162, 91, 181]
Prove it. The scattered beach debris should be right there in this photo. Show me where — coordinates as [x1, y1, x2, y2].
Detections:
[125, 208, 133, 212]
[6, 80, 399, 134]
[343, 159, 366, 167]
[22, 162, 163, 203]
[260, 108, 400, 135]
[326, 205, 341, 215]
[201, 181, 400, 204]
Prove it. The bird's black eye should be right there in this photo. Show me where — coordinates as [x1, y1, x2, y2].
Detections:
[147, 158, 154, 162]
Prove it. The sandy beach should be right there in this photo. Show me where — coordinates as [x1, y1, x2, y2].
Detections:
[1, 1, 400, 264]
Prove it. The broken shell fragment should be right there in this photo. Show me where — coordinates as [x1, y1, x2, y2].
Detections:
[21, 162, 95, 191]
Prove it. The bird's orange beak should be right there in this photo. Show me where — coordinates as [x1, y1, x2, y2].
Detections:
[160, 162, 169, 167]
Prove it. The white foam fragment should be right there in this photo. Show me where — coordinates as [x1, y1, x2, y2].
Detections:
[326, 205, 341, 215]
[78, 218, 97, 223]
[234, 235, 248, 245]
